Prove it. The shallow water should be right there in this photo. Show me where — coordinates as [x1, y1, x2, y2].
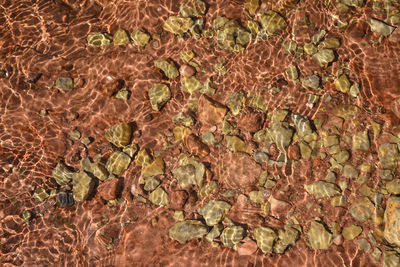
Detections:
[1, 0, 400, 266]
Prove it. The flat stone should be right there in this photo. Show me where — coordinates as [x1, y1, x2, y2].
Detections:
[342, 225, 362, 240]
[105, 122, 132, 148]
[220, 226, 244, 247]
[226, 135, 252, 153]
[81, 158, 109, 181]
[349, 197, 375, 222]
[205, 225, 223, 242]
[197, 94, 228, 126]
[163, 16, 194, 35]
[274, 225, 300, 254]
[308, 221, 333, 250]
[304, 43, 318, 55]
[384, 250, 400, 267]
[299, 142, 312, 159]
[56, 77, 73, 93]
[87, 32, 112, 47]
[379, 143, 398, 169]
[178, 154, 205, 187]
[174, 126, 190, 143]
[201, 132, 216, 145]
[292, 114, 313, 137]
[333, 150, 350, 164]
[249, 191, 264, 204]
[143, 177, 160, 192]
[305, 181, 341, 199]
[237, 107, 264, 132]
[197, 200, 231, 226]
[141, 157, 164, 178]
[254, 226, 278, 253]
[172, 164, 197, 187]
[115, 89, 129, 100]
[97, 178, 120, 200]
[357, 238, 371, 253]
[131, 29, 150, 47]
[269, 122, 294, 151]
[285, 65, 299, 81]
[106, 151, 131, 175]
[181, 76, 202, 94]
[367, 18, 396, 37]
[149, 187, 169, 206]
[333, 104, 360, 120]
[154, 59, 179, 79]
[52, 162, 74, 186]
[335, 74, 351, 93]
[259, 11, 287, 36]
[313, 49, 335, 68]
[148, 83, 171, 111]
[183, 134, 210, 157]
[386, 179, 400, 195]
[113, 28, 130, 45]
[33, 188, 49, 203]
[72, 171, 94, 202]
[179, 0, 206, 17]
[302, 75, 320, 90]
[384, 197, 400, 246]
[244, 0, 259, 14]
[169, 220, 208, 243]
[353, 131, 370, 151]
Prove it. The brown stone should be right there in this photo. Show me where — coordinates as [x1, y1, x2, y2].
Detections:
[197, 94, 228, 127]
[237, 239, 258, 255]
[288, 144, 301, 160]
[169, 190, 188, 210]
[236, 107, 265, 133]
[216, 152, 262, 190]
[269, 196, 291, 219]
[183, 134, 210, 157]
[179, 64, 195, 78]
[97, 178, 120, 201]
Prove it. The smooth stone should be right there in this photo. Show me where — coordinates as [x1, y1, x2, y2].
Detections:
[220, 226, 245, 247]
[197, 200, 231, 226]
[148, 83, 171, 111]
[105, 122, 132, 148]
[56, 77, 73, 93]
[169, 220, 208, 243]
[308, 221, 332, 250]
[57, 191, 74, 207]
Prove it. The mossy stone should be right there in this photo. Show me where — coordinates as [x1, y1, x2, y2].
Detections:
[226, 90, 247, 115]
[56, 77, 73, 93]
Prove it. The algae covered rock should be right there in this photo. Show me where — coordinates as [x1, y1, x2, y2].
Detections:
[105, 122, 132, 148]
[169, 220, 208, 243]
[179, 0, 206, 17]
[163, 16, 194, 35]
[149, 187, 169, 206]
[148, 83, 171, 111]
[254, 226, 278, 253]
[308, 221, 332, 250]
[52, 162, 74, 186]
[342, 225, 362, 240]
[367, 18, 395, 37]
[113, 28, 130, 45]
[313, 49, 335, 68]
[131, 29, 150, 47]
[198, 200, 231, 226]
[379, 143, 398, 169]
[55, 77, 73, 93]
[141, 157, 164, 179]
[220, 226, 244, 247]
[154, 58, 179, 79]
[72, 171, 94, 202]
[305, 181, 341, 199]
[87, 32, 112, 47]
[259, 11, 287, 36]
[384, 197, 400, 247]
[269, 122, 294, 151]
[106, 151, 131, 175]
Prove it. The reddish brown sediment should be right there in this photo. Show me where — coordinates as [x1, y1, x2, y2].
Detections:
[1, 0, 400, 266]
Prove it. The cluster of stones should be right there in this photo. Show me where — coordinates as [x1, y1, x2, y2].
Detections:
[87, 28, 151, 47]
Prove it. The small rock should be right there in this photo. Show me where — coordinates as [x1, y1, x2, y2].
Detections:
[367, 18, 396, 37]
[56, 77, 73, 93]
[342, 225, 362, 240]
[386, 179, 400, 194]
[220, 226, 245, 247]
[254, 151, 268, 163]
[72, 171, 94, 202]
[39, 109, 47, 116]
[342, 165, 359, 178]
[179, 64, 195, 77]
[302, 75, 321, 90]
[172, 164, 197, 187]
[254, 226, 278, 253]
[106, 151, 131, 175]
[197, 200, 231, 226]
[163, 16, 194, 35]
[113, 28, 130, 45]
[269, 122, 294, 152]
[357, 238, 371, 252]
[335, 74, 351, 93]
[115, 88, 129, 100]
[384, 250, 400, 267]
[169, 220, 208, 243]
[131, 29, 150, 47]
[274, 225, 300, 253]
[259, 11, 287, 36]
[81, 158, 109, 181]
[97, 178, 120, 200]
[318, 37, 341, 49]
[304, 43, 318, 55]
[311, 29, 326, 44]
[201, 132, 216, 145]
[57, 191, 74, 207]
[349, 197, 375, 222]
[141, 157, 165, 178]
[122, 143, 138, 158]
[81, 137, 92, 146]
[181, 76, 203, 94]
[87, 32, 112, 47]
[154, 59, 179, 79]
[148, 83, 171, 111]
[379, 143, 398, 170]
[285, 65, 299, 81]
[70, 129, 81, 141]
[308, 221, 332, 250]
[149, 187, 169, 206]
[52, 162, 74, 186]
[292, 114, 313, 137]
[226, 135, 252, 154]
[352, 131, 370, 151]
[304, 181, 341, 199]
[333, 150, 350, 164]
[341, 0, 364, 8]
[237, 107, 264, 132]
[169, 190, 188, 210]
[179, 0, 206, 17]
[197, 94, 228, 126]
[33, 187, 49, 203]
[349, 82, 360, 98]
[105, 122, 132, 148]
[237, 239, 258, 255]
[313, 49, 335, 68]
[249, 191, 264, 204]
[287, 144, 301, 160]
[183, 134, 210, 157]
[144, 177, 160, 192]
[226, 90, 247, 116]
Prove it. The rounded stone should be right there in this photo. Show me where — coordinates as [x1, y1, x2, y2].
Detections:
[179, 64, 195, 77]
[220, 226, 245, 247]
[105, 122, 132, 148]
[57, 191, 74, 207]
